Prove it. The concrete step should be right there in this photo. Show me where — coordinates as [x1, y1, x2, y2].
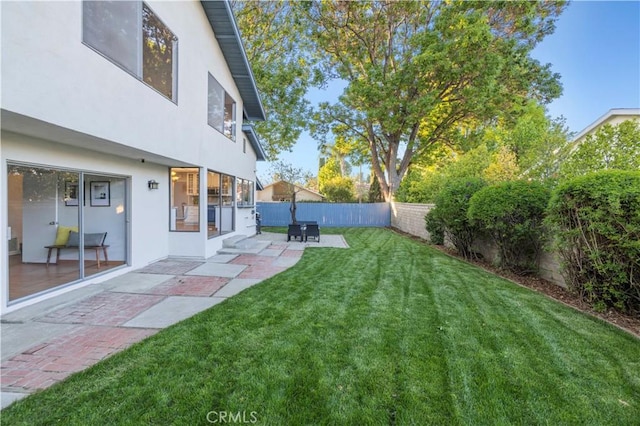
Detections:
[218, 239, 271, 255]
[222, 235, 249, 248]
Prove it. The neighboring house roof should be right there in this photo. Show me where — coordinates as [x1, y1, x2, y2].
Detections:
[201, 0, 266, 122]
[260, 180, 324, 198]
[242, 124, 267, 161]
[256, 177, 264, 191]
[571, 108, 640, 143]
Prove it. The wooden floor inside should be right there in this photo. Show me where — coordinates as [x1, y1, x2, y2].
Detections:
[8, 255, 125, 301]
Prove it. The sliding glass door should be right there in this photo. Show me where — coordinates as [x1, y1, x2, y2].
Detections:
[206, 170, 235, 238]
[83, 174, 127, 278]
[6, 163, 128, 302]
[7, 166, 80, 300]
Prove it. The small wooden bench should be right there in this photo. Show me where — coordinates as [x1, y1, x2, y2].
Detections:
[45, 232, 109, 268]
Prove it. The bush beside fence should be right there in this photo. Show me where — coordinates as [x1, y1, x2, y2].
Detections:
[392, 202, 566, 288]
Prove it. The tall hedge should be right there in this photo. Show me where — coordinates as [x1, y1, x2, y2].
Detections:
[425, 177, 486, 258]
[468, 180, 550, 275]
[546, 170, 640, 314]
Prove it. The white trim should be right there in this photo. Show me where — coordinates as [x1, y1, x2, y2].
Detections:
[571, 108, 640, 143]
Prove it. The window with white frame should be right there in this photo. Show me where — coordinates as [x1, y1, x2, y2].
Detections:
[208, 73, 236, 141]
[237, 178, 254, 207]
[83, 1, 177, 102]
[170, 167, 199, 232]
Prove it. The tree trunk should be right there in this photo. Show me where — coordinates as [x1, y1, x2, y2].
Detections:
[289, 190, 297, 224]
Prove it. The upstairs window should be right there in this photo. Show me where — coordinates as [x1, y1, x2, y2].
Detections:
[208, 73, 236, 141]
[142, 4, 176, 100]
[83, 1, 177, 102]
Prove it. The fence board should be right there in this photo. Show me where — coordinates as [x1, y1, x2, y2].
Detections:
[256, 202, 390, 227]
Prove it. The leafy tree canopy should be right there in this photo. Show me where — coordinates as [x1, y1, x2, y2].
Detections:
[269, 160, 313, 187]
[396, 101, 570, 202]
[318, 157, 343, 191]
[481, 100, 571, 180]
[232, 1, 325, 159]
[304, 0, 566, 201]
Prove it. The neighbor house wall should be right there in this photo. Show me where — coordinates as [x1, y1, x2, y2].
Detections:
[256, 185, 275, 202]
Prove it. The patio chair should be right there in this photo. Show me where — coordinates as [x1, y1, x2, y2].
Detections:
[305, 224, 320, 242]
[287, 224, 303, 242]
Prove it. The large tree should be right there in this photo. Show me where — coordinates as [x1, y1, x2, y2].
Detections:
[305, 0, 565, 201]
[231, 1, 324, 159]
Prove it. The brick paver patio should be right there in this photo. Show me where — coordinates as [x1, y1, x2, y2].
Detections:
[1, 240, 294, 395]
[38, 293, 165, 326]
[1, 233, 348, 403]
[1, 326, 157, 390]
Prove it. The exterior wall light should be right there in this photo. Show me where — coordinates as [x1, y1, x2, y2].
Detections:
[148, 179, 159, 190]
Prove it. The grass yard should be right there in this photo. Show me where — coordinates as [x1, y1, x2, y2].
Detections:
[3, 228, 639, 425]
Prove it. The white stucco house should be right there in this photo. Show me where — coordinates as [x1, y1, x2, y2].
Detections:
[1, 1, 267, 312]
[570, 108, 640, 149]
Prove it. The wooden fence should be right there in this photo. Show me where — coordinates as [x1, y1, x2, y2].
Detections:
[256, 202, 390, 227]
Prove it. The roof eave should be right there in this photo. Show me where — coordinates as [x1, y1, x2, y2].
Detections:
[200, 0, 266, 122]
[242, 123, 267, 161]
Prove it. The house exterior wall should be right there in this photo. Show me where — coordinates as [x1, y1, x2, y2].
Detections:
[1, 131, 172, 311]
[1, 1, 253, 174]
[1, 1, 263, 312]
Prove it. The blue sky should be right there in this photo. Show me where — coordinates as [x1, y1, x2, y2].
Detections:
[257, 0, 640, 182]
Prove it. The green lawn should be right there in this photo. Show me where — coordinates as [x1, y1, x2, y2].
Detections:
[3, 228, 639, 425]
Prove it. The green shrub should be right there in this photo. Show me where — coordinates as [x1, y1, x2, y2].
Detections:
[546, 170, 640, 314]
[426, 178, 486, 257]
[468, 180, 550, 275]
[424, 209, 445, 245]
